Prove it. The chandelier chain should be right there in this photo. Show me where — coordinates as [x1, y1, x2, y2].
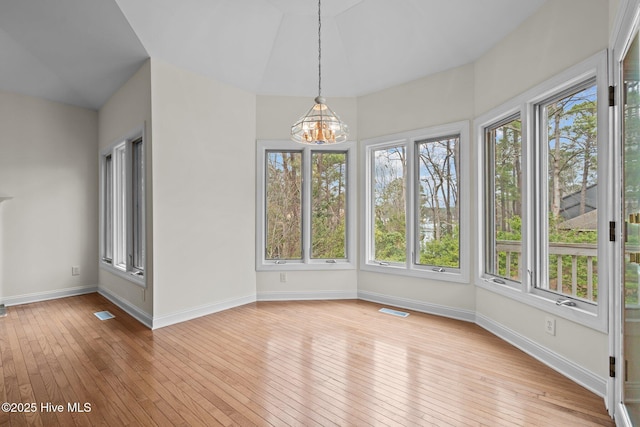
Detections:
[318, 0, 322, 97]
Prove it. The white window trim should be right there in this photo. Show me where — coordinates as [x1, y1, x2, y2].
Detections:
[99, 125, 146, 287]
[475, 50, 609, 332]
[256, 139, 356, 271]
[360, 121, 471, 283]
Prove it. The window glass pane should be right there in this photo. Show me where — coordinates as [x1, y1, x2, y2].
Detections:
[486, 118, 522, 281]
[416, 136, 459, 268]
[266, 151, 302, 260]
[542, 83, 598, 303]
[311, 152, 347, 259]
[373, 146, 407, 263]
[103, 154, 113, 262]
[131, 138, 144, 271]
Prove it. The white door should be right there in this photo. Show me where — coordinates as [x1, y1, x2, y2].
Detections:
[614, 2, 640, 424]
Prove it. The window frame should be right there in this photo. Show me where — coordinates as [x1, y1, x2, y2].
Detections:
[483, 112, 523, 285]
[256, 139, 356, 271]
[99, 126, 146, 287]
[361, 121, 471, 283]
[475, 50, 609, 332]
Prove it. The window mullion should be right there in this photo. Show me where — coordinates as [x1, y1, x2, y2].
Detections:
[522, 101, 534, 293]
[407, 139, 416, 268]
[537, 103, 550, 292]
[302, 147, 312, 263]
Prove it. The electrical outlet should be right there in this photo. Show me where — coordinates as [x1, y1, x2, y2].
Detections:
[280, 272, 287, 282]
[545, 316, 556, 336]
[71, 266, 80, 276]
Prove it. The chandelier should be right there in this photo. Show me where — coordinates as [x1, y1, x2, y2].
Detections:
[291, 0, 349, 144]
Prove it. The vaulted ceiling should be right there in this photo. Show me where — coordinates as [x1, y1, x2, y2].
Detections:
[0, 0, 546, 110]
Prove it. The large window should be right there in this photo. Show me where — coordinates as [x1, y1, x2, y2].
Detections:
[100, 129, 146, 286]
[476, 51, 608, 331]
[362, 122, 470, 282]
[257, 140, 355, 270]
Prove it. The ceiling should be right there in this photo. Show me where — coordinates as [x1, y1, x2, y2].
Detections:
[0, 0, 546, 110]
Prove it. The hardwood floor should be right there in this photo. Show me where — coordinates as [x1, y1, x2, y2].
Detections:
[0, 294, 614, 426]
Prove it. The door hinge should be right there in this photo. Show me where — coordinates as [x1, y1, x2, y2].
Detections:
[609, 356, 615, 378]
[610, 221, 616, 242]
[609, 85, 615, 107]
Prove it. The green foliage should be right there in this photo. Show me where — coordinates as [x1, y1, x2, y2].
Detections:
[374, 225, 406, 262]
[419, 226, 459, 268]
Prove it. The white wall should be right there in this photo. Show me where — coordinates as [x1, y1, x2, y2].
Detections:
[473, 0, 610, 382]
[98, 60, 153, 321]
[150, 59, 256, 327]
[255, 95, 359, 299]
[0, 90, 98, 304]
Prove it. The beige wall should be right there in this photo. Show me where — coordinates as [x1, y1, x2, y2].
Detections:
[474, 0, 609, 115]
[352, 0, 611, 384]
[473, 0, 610, 380]
[98, 60, 153, 319]
[150, 59, 256, 324]
[0, 90, 98, 303]
[255, 95, 359, 298]
[358, 64, 475, 140]
[356, 63, 476, 313]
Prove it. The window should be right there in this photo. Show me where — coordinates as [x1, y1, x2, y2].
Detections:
[256, 140, 355, 270]
[362, 122, 470, 282]
[372, 145, 407, 263]
[416, 135, 460, 269]
[484, 115, 523, 283]
[265, 151, 302, 260]
[476, 51, 608, 331]
[100, 128, 146, 286]
[534, 81, 599, 303]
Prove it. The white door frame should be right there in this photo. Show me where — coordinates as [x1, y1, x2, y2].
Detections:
[610, 0, 640, 425]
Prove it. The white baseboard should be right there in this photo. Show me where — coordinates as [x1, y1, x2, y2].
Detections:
[151, 294, 257, 330]
[97, 287, 153, 329]
[476, 312, 607, 398]
[358, 290, 476, 323]
[615, 402, 634, 427]
[257, 290, 358, 301]
[1, 285, 97, 307]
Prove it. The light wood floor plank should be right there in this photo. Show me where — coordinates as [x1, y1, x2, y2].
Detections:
[0, 294, 614, 426]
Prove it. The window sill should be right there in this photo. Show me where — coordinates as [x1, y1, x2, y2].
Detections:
[256, 261, 355, 272]
[475, 276, 606, 333]
[100, 261, 146, 288]
[361, 262, 470, 284]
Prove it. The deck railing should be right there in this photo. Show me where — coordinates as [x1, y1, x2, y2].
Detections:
[495, 240, 598, 302]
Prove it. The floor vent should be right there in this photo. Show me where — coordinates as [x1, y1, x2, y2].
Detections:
[94, 311, 115, 321]
[379, 307, 409, 317]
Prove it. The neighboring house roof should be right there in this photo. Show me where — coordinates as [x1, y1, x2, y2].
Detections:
[560, 184, 597, 220]
[557, 209, 598, 231]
